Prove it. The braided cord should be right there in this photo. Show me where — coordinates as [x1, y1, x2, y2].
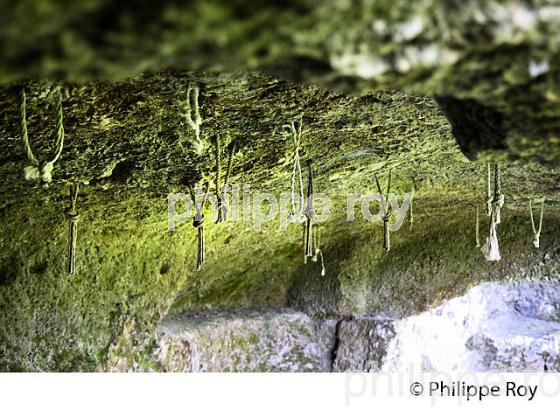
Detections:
[409, 194, 413, 230]
[285, 118, 304, 215]
[486, 163, 492, 216]
[304, 159, 314, 261]
[51, 87, 65, 164]
[493, 163, 504, 223]
[20, 87, 65, 183]
[188, 183, 210, 271]
[475, 205, 480, 247]
[482, 163, 504, 260]
[196, 225, 204, 271]
[312, 225, 326, 276]
[67, 182, 80, 216]
[529, 199, 545, 236]
[66, 182, 80, 276]
[494, 163, 501, 197]
[487, 163, 492, 199]
[374, 170, 392, 252]
[20, 90, 38, 165]
[185, 85, 202, 141]
[214, 135, 221, 197]
[374, 169, 392, 219]
[192, 86, 201, 130]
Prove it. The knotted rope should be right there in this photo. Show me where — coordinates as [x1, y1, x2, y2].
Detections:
[214, 138, 235, 223]
[304, 158, 315, 263]
[481, 163, 504, 261]
[485, 163, 492, 217]
[409, 193, 414, 231]
[183, 85, 204, 154]
[312, 225, 326, 276]
[529, 198, 545, 248]
[65, 182, 80, 276]
[21, 88, 65, 185]
[189, 184, 210, 271]
[283, 117, 305, 224]
[475, 205, 481, 248]
[375, 169, 393, 252]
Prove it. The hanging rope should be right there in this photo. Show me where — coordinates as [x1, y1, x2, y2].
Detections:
[214, 138, 235, 223]
[283, 117, 305, 223]
[409, 193, 414, 230]
[481, 163, 504, 261]
[374, 169, 393, 252]
[475, 205, 481, 248]
[21, 87, 65, 185]
[302, 158, 326, 275]
[183, 85, 204, 154]
[65, 182, 80, 275]
[189, 183, 210, 271]
[493, 163, 504, 223]
[485, 162, 492, 217]
[304, 159, 314, 263]
[529, 198, 545, 248]
[214, 135, 223, 222]
[312, 225, 326, 276]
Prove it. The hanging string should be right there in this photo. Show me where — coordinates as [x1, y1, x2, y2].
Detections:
[302, 158, 326, 275]
[189, 183, 210, 271]
[214, 135, 223, 223]
[183, 85, 204, 154]
[384, 170, 392, 252]
[304, 158, 314, 263]
[485, 162, 492, 217]
[215, 138, 235, 223]
[283, 117, 305, 223]
[312, 225, 326, 276]
[220, 143, 235, 222]
[375, 169, 392, 252]
[481, 163, 504, 261]
[65, 182, 80, 275]
[409, 193, 414, 230]
[494, 163, 504, 223]
[475, 205, 480, 248]
[529, 198, 545, 248]
[21, 87, 65, 185]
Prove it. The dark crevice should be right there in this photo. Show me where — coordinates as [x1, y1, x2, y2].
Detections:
[329, 317, 345, 372]
[435, 95, 507, 159]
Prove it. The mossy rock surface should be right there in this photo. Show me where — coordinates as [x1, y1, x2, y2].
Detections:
[0, 71, 559, 371]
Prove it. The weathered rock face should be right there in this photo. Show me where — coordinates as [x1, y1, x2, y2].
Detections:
[155, 309, 337, 372]
[141, 281, 560, 372]
[1, 71, 560, 371]
[2, 1, 560, 373]
[383, 281, 560, 372]
[332, 318, 396, 372]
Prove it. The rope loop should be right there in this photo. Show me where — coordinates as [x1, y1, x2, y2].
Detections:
[482, 163, 504, 261]
[20, 87, 65, 184]
[529, 198, 545, 248]
[65, 182, 80, 222]
[283, 116, 306, 223]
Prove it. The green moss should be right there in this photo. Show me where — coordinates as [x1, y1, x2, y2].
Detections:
[0, 72, 559, 371]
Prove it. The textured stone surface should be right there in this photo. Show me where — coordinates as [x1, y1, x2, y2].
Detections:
[332, 318, 395, 372]
[156, 309, 337, 372]
[1, 72, 560, 371]
[104, 281, 560, 372]
[383, 281, 560, 372]
[1, 1, 560, 370]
